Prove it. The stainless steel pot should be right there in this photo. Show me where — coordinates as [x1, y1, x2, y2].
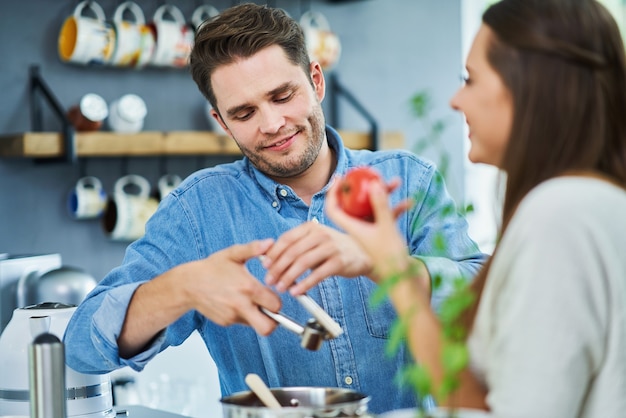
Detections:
[220, 387, 372, 418]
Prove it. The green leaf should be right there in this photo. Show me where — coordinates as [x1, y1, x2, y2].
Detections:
[410, 91, 432, 118]
[442, 342, 469, 374]
[386, 318, 408, 357]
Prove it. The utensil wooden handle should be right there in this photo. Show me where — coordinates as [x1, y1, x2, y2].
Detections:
[245, 373, 282, 409]
[296, 294, 343, 338]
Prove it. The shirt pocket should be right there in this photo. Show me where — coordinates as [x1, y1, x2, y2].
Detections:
[356, 277, 397, 339]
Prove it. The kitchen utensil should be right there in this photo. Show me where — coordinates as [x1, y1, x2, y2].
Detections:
[28, 332, 66, 418]
[16, 265, 97, 308]
[244, 374, 281, 409]
[68, 176, 107, 220]
[295, 294, 343, 338]
[108, 94, 147, 133]
[66, 93, 108, 131]
[58, 0, 115, 65]
[110, 1, 154, 68]
[220, 386, 371, 418]
[0, 303, 114, 417]
[157, 173, 181, 200]
[148, 4, 194, 68]
[299, 11, 341, 71]
[190, 4, 219, 32]
[261, 308, 328, 351]
[102, 174, 158, 241]
[260, 293, 342, 351]
[0, 254, 62, 334]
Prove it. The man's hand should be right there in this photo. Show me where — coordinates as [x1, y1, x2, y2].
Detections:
[261, 221, 373, 295]
[184, 238, 283, 335]
[119, 238, 282, 358]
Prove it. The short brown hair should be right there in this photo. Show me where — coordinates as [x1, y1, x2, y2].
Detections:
[189, 3, 311, 111]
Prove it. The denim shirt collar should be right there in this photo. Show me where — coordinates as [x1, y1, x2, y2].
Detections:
[244, 125, 348, 203]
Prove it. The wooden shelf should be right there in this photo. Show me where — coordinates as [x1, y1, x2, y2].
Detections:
[0, 131, 404, 159]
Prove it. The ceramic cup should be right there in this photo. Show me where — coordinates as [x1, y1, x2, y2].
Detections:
[102, 174, 158, 241]
[157, 174, 182, 200]
[58, 0, 116, 65]
[190, 4, 219, 32]
[149, 4, 194, 68]
[110, 1, 154, 68]
[299, 11, 341, 71]
[67, 93, 108, 132]
[68, 176, 107, 220]
[108, 94, 147, 133]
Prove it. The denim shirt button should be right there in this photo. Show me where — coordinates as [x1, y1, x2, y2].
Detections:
[344, 376, 353, 385]
[279, 189, 288, 197]
[272, 201, 278, 208]
[312, 217, 319, 224]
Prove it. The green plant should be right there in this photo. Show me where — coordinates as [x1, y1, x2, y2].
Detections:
[369, 91, 478, 417]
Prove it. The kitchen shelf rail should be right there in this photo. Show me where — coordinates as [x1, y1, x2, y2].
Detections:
[0, 130, 404, 159]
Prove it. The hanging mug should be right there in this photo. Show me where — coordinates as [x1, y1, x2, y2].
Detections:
[68, 176, 108, 220]
[157, 174, 182, 200]
[110, 1, 155, 67]
[58, 0, 116, 65]
[190, 4, 219, 32]
[102, 174, 159, 242]
[299, 11, 341, 71]
[148, 5, 194, 68]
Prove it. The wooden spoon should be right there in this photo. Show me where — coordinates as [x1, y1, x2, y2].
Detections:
[245, 373, 282, 409]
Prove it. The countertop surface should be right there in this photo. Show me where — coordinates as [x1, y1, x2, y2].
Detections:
[116, 405, 190, 418]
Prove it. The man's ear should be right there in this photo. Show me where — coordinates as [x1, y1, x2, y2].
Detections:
[310, 61, 326, 102]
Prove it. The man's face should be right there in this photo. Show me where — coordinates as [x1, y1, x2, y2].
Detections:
[210, 45, 327, 179]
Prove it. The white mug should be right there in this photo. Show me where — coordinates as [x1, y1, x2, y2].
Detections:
[58, 0, 116, 65]
[110, 1, 154, 67]
[300, 11, 341, 71]
[190, 4, 219, 32]
[149, 5, 194, 68]
[157, 174, 182, 200]
[102, 174, 158, 241]
[108, 94, 147, 133]
[68, 176, 107, 220]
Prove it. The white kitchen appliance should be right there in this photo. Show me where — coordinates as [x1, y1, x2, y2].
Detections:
[0, 253, 62, 334]
[0, 302, 115, 417]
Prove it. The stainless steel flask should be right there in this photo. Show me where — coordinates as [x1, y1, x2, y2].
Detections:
[29, 331, 67, 418]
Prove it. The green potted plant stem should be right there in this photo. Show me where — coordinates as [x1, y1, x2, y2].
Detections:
[374, 91, 483, 418]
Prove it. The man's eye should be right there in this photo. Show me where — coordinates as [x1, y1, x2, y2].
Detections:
[235, 111, 254, 121]
[275, 93, 293, 103]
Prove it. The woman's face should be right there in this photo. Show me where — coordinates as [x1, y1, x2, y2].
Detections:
[450, 24, 513, 167]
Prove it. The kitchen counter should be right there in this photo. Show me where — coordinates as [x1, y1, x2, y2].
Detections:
[116, 405, 191, 418]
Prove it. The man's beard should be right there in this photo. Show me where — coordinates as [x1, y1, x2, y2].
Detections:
[234, 103, 326, 178]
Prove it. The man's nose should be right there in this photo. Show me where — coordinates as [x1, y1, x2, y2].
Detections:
[259, 106, 285, 134]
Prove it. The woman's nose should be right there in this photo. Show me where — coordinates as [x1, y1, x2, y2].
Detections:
[449, 88, 462, 111]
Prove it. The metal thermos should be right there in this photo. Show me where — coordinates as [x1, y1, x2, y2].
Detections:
[28, 332, 67, 418]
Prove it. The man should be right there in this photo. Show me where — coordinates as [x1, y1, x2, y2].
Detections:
[64, 3, 486, 414]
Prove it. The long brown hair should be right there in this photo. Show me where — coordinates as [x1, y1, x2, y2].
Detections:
[189, 3, 311, 112]
[466, 0, 626, 326]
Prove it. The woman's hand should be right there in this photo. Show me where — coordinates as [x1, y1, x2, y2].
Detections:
[325, 176, 413, 283]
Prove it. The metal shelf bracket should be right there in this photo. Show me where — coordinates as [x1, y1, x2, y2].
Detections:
[29, 64, 76, 164]
[329, 72, 379, 150]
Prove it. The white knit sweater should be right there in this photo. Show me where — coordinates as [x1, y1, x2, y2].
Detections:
[468, 176, 626, 418]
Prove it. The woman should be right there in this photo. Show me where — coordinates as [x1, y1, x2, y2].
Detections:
[325, 0, 626, 416]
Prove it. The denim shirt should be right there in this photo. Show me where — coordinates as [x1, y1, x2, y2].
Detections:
[64, 126, 486, 414]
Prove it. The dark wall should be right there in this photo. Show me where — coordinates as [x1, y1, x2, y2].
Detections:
[0, 0, 463, 280]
